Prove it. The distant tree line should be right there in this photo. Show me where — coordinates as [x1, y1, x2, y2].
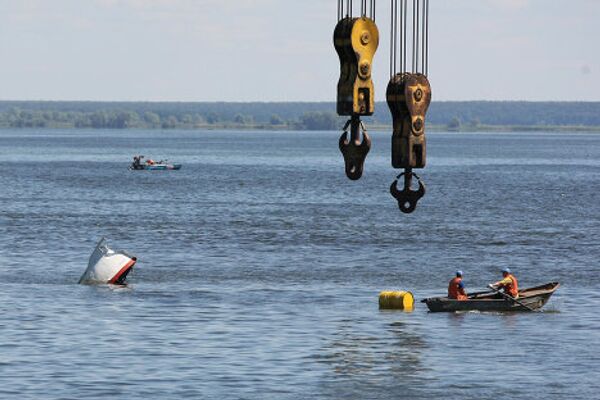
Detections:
[1, 101, 600, 130]
[0, 106, 341, 130]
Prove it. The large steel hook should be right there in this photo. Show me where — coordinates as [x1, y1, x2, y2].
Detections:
[339, 116, 371, 180]
[390, 170, 425, 213]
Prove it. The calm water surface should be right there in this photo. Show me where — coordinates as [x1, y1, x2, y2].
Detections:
[0, 129, 599, 399]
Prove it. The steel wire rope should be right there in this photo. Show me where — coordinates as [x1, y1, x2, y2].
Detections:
[390, 0, 393, 76]
[412, 0, 416, 73]
[372, 0, 376, 21]
[396, 0, 398, 75]
[390, 0, 396, 76]
[399, 0, 403, 73]
[421, 0, 424, 74]
[403, 0, 407, 72]
[420, 0, 426, 75]
[425, 0, 429, 75]
[415, 0, 423, 74]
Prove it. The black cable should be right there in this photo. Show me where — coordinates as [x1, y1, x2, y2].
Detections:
[376, 0, 378, 20]
[421, 0, 425, 75]
[399, 0, 403, 73]
[372, 0, 374, 20]
[394, 0, 398, 76]
[398, 0, 401, 75]
[412, 0, 416, 72]
[372, 0, 376, 21]
[390, 0, 393, 77]
[425, 0, 429, 75]
[395, 0, 398, 75]
[403, 0, 407, 72]
[420, 0, 423, 74]
[397, 0, 401, 75]
[418, 0, 422, 73]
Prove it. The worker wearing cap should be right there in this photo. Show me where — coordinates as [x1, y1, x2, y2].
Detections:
[448, 270, 467, 300]
[489, 268, 519, 298]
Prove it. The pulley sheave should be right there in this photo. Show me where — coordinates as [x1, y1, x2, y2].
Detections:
[334, 1, 379, 180]
[334, 16, 379, 116]
[387, 72, 431, 170]
[387, 0, 430, 213]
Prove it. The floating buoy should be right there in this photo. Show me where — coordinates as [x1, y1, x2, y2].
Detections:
[379, 290, 415, 311]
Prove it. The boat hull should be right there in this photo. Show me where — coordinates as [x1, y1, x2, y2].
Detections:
[422, 282, 560, 312]
[130, 164, 181, 170]
[78, 238, 137, 285]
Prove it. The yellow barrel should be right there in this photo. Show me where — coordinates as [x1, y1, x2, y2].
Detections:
[379, 290, 415, 311]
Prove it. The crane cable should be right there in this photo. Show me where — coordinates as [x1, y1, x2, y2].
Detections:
[338, 0, 376, 21]
[387, 0, 431, 214]
[390, 0, 428, 76]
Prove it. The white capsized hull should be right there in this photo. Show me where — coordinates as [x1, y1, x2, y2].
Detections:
[78, 238, 137, 285]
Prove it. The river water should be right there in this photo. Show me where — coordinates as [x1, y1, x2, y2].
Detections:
[0, 129, 598, 399]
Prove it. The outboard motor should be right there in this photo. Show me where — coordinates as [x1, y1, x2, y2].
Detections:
[78, 238, 137, 285]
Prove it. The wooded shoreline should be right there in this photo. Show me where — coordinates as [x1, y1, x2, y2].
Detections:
[2, 100, 600, 132]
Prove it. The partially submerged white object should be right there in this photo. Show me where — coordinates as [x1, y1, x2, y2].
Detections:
[78, 238, 137, 285]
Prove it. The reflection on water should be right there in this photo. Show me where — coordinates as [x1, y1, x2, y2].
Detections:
[326, 320, 425, 378]
[314, 313, 429, 399]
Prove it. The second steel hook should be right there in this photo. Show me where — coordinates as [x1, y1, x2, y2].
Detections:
[390, 170, 425, 213]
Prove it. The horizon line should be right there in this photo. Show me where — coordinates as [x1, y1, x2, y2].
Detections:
[2, 99, 600, 104]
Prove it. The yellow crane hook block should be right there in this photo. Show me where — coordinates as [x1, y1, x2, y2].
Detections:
[379, 290, 415, 311]
[334, 17, 379, 116]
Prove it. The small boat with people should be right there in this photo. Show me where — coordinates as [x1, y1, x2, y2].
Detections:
[421, 282, 560, 312]
[130, 155, 181, 171]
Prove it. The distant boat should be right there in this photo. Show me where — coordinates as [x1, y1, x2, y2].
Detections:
[78, 238, 137, 285]
[131, 163, 181, 171]
[130, 155, 181, 171]
[421, 282, 560, 312]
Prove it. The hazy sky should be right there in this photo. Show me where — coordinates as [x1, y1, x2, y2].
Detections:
[0, 0, 598, 102]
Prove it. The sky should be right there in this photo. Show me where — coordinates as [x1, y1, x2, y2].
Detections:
[0, 0, 598, 102]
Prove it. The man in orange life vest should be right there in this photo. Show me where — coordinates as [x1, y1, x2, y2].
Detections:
[448, 270, 468, 300]
[489, 267, 519, 298]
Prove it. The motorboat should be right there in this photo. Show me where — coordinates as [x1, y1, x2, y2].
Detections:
[130, 155, 181, 170]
